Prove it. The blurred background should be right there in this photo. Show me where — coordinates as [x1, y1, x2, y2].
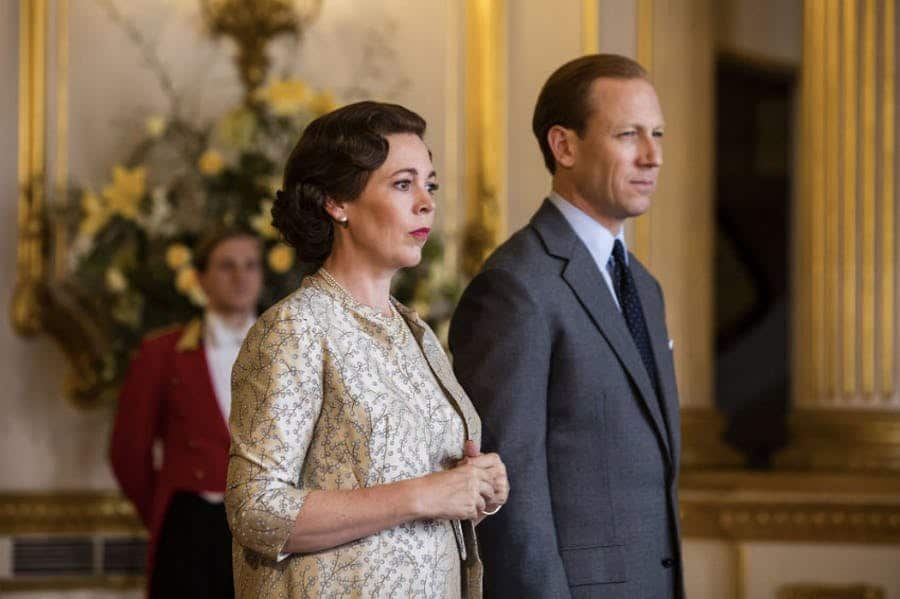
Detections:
[2, 0, 899, 597]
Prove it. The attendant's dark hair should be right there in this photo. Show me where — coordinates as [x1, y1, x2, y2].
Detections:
[272, 101, 427, 262]
[194, 226, 260, 273]
[533, 54, 648, 174]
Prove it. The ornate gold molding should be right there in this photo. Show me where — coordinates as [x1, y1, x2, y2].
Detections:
[776, 410, 900, 472]
[0, 576, 143, 593]
[0, 492, 142, 535]
[680, 470, 900, 543]
[461, 0, 506, 277]
[778, 584, 885, 599]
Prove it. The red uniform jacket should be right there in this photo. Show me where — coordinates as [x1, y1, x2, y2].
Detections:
[109, 318, 230, 584]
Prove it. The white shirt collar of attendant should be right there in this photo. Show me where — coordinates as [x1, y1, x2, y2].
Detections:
[203, 310, 254, 349]
[548, 191, 628, 269]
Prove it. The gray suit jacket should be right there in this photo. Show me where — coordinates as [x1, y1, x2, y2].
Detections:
[449, 200, 683, 599]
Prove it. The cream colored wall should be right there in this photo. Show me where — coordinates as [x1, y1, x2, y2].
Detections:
[505, 0, 581, 233]
[682, 540, 738, 599]
[744, 543, 900, 598]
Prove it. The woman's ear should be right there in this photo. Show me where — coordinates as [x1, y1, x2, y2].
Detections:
[323, 197, 349, 225]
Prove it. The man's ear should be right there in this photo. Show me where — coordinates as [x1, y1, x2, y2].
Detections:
[547, 125, 577, 169]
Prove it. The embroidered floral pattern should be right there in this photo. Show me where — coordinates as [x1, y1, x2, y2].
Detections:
[226, 272, 481, 598]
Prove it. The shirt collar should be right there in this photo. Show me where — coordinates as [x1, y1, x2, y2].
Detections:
[548, 191, 628, 268]
[204, 310, 254, 348]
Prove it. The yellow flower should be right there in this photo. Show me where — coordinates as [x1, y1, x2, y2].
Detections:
[78, 190, 110, 237]
[105, 267, 128, 293]
[187, 286, 208, 307]
[175, 266, 200, 294]
[267, 243, 295, 273]
[258, 77, 309, 116]
[145, 116, 166, 138]
[251, 200, 279, 240]
[102, 165, 146, 221]
[308, 90, 338, 115]
[198, 149, 225, 176]
[216, 107, 257, 150]
[165, 244, 192, 270]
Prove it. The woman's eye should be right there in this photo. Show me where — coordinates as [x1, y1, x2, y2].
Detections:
[653, 130, 664, 138]
[427, 182, 440, 195]
[394, 180, 411, 191]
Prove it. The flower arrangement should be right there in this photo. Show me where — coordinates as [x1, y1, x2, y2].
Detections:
[62, 74, 459, 395]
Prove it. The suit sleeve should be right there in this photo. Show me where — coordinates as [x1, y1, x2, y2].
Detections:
[449, 268, 572, 599]
[109, 339, 166, 529]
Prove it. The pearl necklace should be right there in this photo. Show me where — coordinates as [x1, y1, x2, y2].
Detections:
[317, 268, 410, 347]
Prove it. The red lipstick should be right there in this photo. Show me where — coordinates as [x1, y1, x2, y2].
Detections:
[410, 227, 431, 240]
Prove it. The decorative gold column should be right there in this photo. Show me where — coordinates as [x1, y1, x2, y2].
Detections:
[11, 0, 47, 337]
[782, 0, 900, 472]
[461, 0, 506, 277]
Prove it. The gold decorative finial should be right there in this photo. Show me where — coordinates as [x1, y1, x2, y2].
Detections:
[199, 0, 322, 104]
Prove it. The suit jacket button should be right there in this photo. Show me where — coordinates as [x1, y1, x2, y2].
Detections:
[194, 469, 205, 480]
[661, 557, 674, 568]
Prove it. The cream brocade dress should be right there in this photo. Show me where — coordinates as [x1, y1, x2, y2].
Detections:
[225, 271, 482, 598]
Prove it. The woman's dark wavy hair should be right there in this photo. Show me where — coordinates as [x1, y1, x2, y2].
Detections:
[272, 101, 427, 263]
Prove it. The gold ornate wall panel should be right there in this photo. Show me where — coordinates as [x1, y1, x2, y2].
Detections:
[778, 584, 884, 599]
[0, 492, 141, 535]
[461, 0, 506, 277]
[12, 0, 47, 338]
[680, 471, 900, 544]
[796, 0, 898, 408]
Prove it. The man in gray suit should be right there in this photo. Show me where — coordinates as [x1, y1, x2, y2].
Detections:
[449, 54, 683, 598]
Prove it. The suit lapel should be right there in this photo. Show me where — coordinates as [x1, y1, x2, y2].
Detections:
[633, 262, 681, 464]
[532, 201, 672, 464]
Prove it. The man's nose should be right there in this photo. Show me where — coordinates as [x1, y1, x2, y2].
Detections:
[640, 136, 662, 167]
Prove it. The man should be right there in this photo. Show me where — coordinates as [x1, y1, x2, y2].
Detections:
[449, 54, 683, 598]
[110, 228, 263, 598]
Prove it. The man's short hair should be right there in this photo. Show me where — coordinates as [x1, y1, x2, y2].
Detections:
[532, 54, 648, 174]
[194, 226, 261, 273]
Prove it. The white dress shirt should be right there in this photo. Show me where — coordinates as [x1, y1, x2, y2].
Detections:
[204, 311, 254, 424]
[548, 191, 628, 310]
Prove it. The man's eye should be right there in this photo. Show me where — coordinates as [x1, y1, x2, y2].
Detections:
[618, 131, 637, 138]
[653, 130, 665, 138]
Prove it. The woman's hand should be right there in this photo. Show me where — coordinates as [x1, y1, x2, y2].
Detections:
[411, 461, 495, 521]
[459, 440, 509, 519]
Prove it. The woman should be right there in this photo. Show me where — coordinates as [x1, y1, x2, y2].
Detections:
[225, 101, 508, 599]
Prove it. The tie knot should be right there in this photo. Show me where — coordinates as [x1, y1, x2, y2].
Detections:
[612, 239, 627, 265]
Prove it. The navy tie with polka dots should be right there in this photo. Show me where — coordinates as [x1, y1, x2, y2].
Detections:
[609, 239, 660, 393]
